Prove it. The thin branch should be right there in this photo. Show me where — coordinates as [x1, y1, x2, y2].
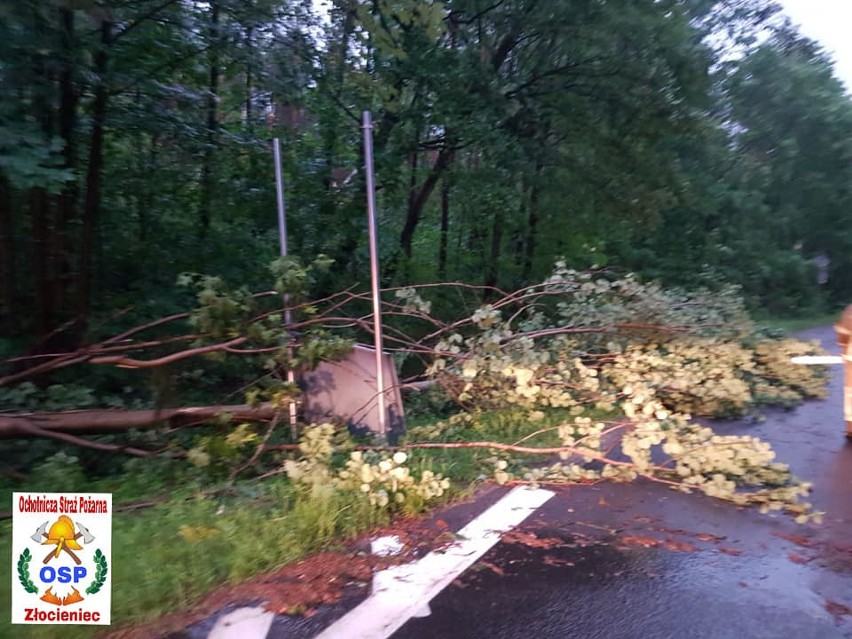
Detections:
[0, 404, 277, 437]
[6, 417, 159, 457]
[228, 411, 282, 484]
[90, 337, 248, 368]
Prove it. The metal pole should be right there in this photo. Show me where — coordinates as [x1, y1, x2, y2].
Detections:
[274, 139, 288, 260]
[273, 138, 299, 435]
[362, 111, 387, 437]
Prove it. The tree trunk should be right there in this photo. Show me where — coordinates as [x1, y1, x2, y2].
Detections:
[30, 187, 52, 338]
[400, 128, 421, 272]
[485, 209, 504, 289]
[76, 21, 111, 331]
[27, 16, 58, 342]
[523, 169, 541, 280]
[438, 182, 450, 279]
[199, 0, 220, 237]
[0, 173, 15, 334]
[54, 7, 79, 323]
[400, 147, 455, 258]
[407, 137, 420, 229]
[513, 184, 526, 270]
[0, 404, 278, 438]
[138, 134, 158, 243]
[244, 24, 254, 130]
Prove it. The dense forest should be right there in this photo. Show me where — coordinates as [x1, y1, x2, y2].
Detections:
[1, 0, 851, 354]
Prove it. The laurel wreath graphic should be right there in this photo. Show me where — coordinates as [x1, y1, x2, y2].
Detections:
[17, 549, 38, 594]
[86, 549, 108, 595]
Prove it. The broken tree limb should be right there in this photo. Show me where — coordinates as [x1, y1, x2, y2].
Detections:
[90, 337, 248, 368]
[0, 377, 435, 441]
[6, 417, 159, 456]
[0, 403, 277, 438]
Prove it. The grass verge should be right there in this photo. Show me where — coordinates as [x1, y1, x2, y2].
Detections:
[0, 408, 565, 638]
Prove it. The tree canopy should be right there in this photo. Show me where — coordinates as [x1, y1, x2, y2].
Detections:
[0, 0, 850, 350]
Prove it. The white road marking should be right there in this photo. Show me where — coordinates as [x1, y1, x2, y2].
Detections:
[791, 355, 843, 365]
[207, 606, 275, 639]
[371, 535, 405, 557]
[313, 486, 555, 639]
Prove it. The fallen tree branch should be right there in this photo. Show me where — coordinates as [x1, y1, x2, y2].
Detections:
[260, 438, 669, 476]
[0, 403, 277, 437]
[0, 354, 90, 387]
[228, 411, 282, 484]
[90, 337, 248, 368]
[6, 417, 161, 456]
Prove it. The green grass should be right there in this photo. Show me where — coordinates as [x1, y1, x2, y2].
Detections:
[402, 407, 592, 485]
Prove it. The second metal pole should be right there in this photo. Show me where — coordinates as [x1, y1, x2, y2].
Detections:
[362, 111, 387, 437]
[273, 138, 299, 436]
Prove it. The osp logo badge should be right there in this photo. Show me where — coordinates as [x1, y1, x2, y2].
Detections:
[11, 493, 112, 625]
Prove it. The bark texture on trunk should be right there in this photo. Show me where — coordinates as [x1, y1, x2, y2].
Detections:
[0, 174, 14, 334]
[77, 21, 112, 329]
[199, 1, 220, 236]
[438, 182, 450, 279]
[400, 147, 455, 259]
[0, 404, 277, 438]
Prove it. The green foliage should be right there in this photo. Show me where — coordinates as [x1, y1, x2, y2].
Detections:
[181, 274, 258, 340]
[0, 123, 74, 191]
[0, 0, 843, 353]
[187, 423, 259, 473]
[604, 336, 827, 417]
[0, 383, 97, 411]
[630, 25, 852, 314]
[30, 452, 88, 493]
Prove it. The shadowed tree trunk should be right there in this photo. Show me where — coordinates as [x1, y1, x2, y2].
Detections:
[77, 20, 112, 331]
[54, 7, 79, 323]
[438, 182, 450, 279]
[30, 188, 52, 338]
[138, 134, 158, 244]
[244, 24, 254, 130]
[485, 209, 504, 289]
[199, 0, 220, 237]
[400, 147, 455, 259]
[523, 167, 541, 280]
[0, 173, 14, 334]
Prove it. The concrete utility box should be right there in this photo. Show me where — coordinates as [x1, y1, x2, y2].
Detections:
[834, 305, 852, 439]
[301, 345, 404, 439]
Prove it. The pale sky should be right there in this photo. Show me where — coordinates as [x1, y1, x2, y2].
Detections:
[776, 0, 852, 91]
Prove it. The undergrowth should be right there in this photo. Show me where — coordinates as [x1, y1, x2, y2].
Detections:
[0, 408, 571, 638]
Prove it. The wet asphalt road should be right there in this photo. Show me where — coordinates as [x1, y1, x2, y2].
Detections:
[393, 326, 852, 639]
[191, 327, 852, 639]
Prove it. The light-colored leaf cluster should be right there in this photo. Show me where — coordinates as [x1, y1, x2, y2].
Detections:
[420, 265, 828, 520]
[395, 287, 433, 314]
[284, 424, 450, 512]
[336, 451, 449, 508]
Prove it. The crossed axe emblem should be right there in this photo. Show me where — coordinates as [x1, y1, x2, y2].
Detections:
[31, 516, 96, 565]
